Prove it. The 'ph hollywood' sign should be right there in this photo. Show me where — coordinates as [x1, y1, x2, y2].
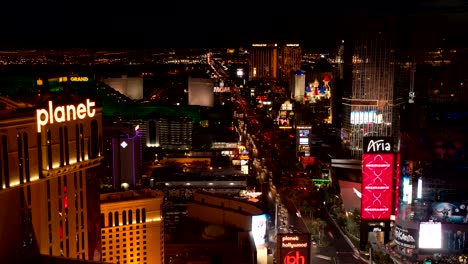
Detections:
[278, 234, 310, 264]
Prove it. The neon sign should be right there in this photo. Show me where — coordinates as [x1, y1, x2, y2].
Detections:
[213, 87, 230, 93]
[366, 139, 391, 153]
[239, 154, 249, 160]
[70, 76, 89, 82]
[363, 137, 393, 154]
[281, 235, 308, 248]
[284, 251, 305, 264]
[278, 234, 310, 264]
[36, 99, 96, 133]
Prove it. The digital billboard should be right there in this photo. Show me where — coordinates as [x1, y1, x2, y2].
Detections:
[361, 153, 394, 219]
[299, 138, 309, 145]
[296, 127, 311, 156]
[419, 222, 442, 249]
[279, 118, 290, 126]
[278, 110, 290, 127]
[431, 202, 468, 224]
[298, 145, 310, 152]
[277, 234, 310, 264]
[402, 176, 411, 203]
[362, 137, 394, 220]
[299, 129, 309, 137]
[252, 214, 267, 246]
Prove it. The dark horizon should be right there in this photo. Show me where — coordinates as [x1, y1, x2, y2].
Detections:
[1, 1, 467, 51]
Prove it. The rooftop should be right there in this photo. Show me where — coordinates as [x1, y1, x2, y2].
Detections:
[165, 217, 255, 264]
[100, 189, 163, 204]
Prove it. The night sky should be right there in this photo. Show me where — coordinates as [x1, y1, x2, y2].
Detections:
[1, 1, 467, 50]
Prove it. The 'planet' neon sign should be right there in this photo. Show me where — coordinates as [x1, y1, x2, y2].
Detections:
[36, 99, 96, 133]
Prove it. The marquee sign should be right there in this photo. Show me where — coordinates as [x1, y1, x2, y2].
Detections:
[37, 99, 96, 133]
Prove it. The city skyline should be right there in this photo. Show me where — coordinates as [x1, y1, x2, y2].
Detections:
[0, 13, 467, 262]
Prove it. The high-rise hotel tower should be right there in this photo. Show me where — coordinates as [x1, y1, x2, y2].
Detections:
[100, 190, 164, 264]
[0, 95, 103, 262]
[341, 33, 401, 158]
[248, 43, 302, 81]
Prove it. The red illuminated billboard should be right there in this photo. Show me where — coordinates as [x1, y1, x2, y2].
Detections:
[361, 153, 394, 219]
[277, 234, 310, 264]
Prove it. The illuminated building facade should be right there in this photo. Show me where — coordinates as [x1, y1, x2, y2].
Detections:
[394, 108, 468, 261]
[100, 190, 164, 264]
[393, 46, 468, 260]
[112, 127, 143, 189]
[416, 48, 467, 105]
[290, 70, 306, 102]
[188, 77, 215, 107]
[249, 43, 278, 80]
[145, 117, 193, 150]
[102, 75, 144, 100]
[0, 96, 103, 262]
[249, 43, 302, 81]
[341, 34, 401, 159]
[154, 173, 247, 198]
[278, 44, 302, 80]
[333, 39, 351, 128]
